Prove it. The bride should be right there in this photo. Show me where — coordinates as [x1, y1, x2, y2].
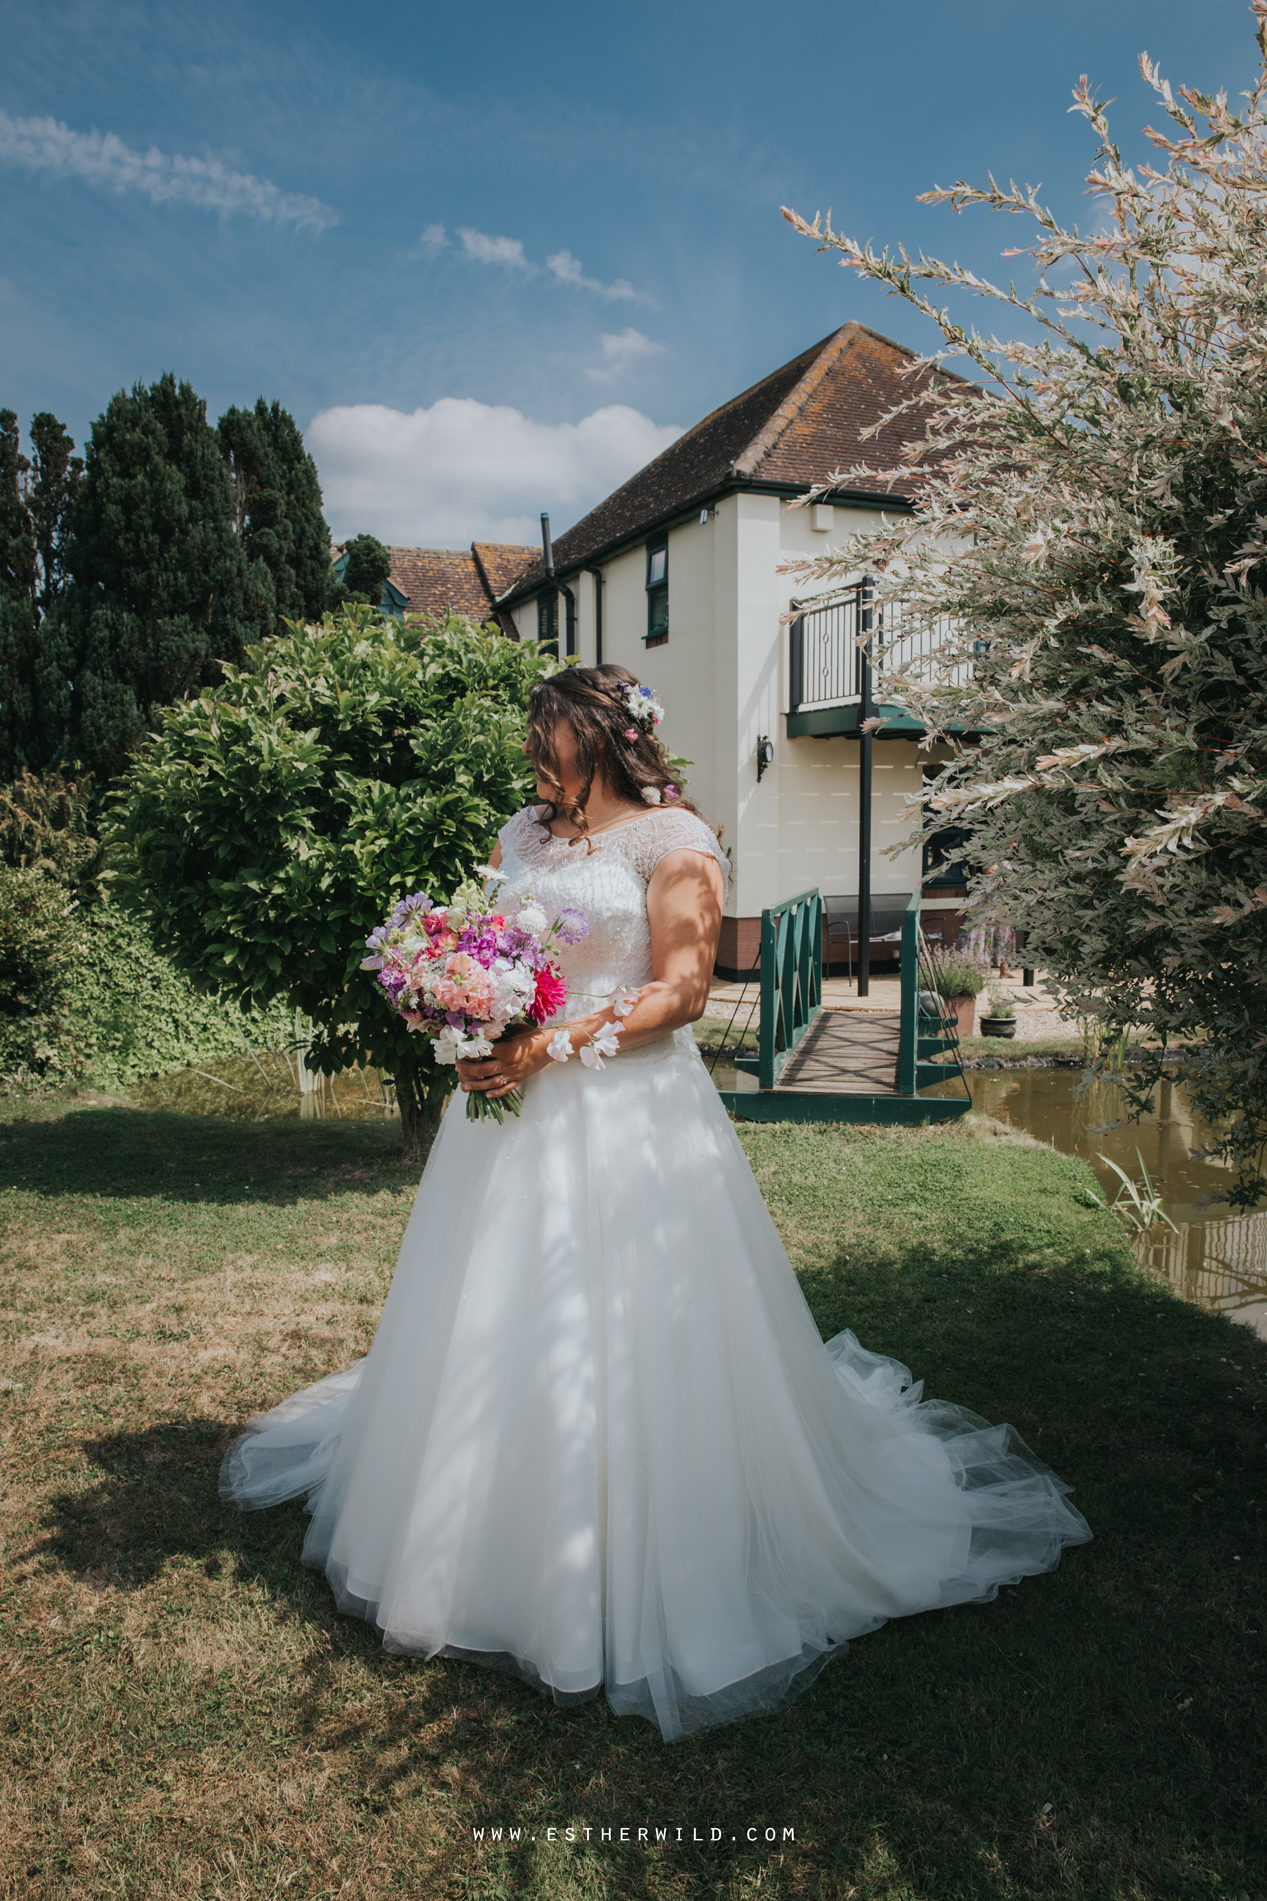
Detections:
[221, 662, 1090, 1742]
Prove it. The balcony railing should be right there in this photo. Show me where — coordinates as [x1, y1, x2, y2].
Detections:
[788, 583, 963, 716]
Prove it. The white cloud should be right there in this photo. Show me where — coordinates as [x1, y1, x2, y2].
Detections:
[0, 110, 337, 231]
[547, 249, 654, 307]
[457, 227, 535, 272]
[444, 228, 653, 304]
[308, 397, 683, 549]
[585, 328, 665, 384]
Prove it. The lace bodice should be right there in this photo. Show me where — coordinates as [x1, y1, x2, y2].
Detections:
[496, 806, 728, 1039]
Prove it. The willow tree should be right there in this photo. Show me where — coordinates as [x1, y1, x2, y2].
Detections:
[783, 13, 1267, 1202]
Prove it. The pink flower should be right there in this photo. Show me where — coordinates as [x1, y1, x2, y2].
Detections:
[623, 727, 639, 740]
[528, 963, 567, 1025]
[663, 783, 679, 800]
[432, 952, 495, 1016]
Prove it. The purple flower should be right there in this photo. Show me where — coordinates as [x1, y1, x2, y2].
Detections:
[390, 891, 433, 929]
[555, 908, 589, 945]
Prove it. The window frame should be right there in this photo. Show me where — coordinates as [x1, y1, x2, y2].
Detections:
[536, 591, 558, 657]
[644, 538, 669, 645]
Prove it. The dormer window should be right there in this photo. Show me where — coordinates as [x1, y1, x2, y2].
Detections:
[645, 540, 668, 645]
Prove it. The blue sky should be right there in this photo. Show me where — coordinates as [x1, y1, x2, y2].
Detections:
[0, 0, 1258, 548]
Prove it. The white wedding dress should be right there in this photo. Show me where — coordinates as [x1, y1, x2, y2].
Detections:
[221, 805, 1090, 1742]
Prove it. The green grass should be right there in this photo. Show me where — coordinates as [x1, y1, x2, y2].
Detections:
[693, 1014, 759, 1057]
[0, 1093, 1264, 1899]
[956, 1036, 1083, 1064]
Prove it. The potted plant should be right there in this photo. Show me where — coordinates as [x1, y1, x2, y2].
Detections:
[980, 982, 1019, 1039]
[922, 948, 990, 1040]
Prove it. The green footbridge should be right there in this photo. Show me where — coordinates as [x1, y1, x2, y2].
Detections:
[713, 889, 971, 1123]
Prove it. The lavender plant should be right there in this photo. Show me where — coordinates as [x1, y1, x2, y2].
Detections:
[783, 10, 1267, 1203]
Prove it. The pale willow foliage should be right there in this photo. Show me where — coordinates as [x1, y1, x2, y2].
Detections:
[781, 12, 1267, 1204]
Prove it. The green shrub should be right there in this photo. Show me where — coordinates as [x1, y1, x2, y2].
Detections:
[0, 890, 293, 1089]
[924, 947, 991, 998]
[112, 606, 554, 1158]
[0, 769, 105, 895]
[0, 861, 81, 1013]
[70, 899, 293, 1087]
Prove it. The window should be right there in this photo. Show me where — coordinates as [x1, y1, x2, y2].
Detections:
[921, 764, 971, 890]
[537, 591, 558, 657]
[645, 540, 668, 645]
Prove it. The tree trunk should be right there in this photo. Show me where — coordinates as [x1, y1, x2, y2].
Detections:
[393, 1051, 445, 1168]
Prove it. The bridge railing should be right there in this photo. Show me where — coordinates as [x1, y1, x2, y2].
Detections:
[901, 894, 971, 1099]
[757, 887, 823, 1090]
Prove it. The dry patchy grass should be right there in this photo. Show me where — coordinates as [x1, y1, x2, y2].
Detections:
[0, 1098, 1263, 1900]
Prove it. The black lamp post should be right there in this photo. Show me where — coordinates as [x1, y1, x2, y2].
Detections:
[857, 576, 874, 998]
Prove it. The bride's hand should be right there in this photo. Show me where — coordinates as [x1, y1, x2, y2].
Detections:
[457, 1030, 549, 1099]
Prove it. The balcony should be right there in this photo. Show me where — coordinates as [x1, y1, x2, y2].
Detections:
[787, 584, 967, 738]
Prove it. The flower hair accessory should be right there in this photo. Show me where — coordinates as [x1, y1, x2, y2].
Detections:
[623, 684, 664, 729]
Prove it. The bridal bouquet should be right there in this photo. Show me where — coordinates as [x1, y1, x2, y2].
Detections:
[361, 874, 590, 1123]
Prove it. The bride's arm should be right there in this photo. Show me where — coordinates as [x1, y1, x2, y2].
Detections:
[457, 848, 724, 1099]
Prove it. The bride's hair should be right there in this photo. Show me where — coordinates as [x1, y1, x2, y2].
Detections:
[526, 664, 708, 842]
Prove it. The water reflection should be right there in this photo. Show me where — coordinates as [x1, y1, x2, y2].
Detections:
[925, 1067, 1267, 1338]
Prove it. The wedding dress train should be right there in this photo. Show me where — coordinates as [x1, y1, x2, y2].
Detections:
[221, 807, 1090, 1742]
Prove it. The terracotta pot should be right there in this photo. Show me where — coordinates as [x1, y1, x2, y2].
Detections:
[980, 1015, 1018, 1039]
[939, 992, 977, 1040]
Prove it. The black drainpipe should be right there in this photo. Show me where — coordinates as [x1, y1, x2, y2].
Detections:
[540, 514, 576, 657]
[583, 565, 603, 665]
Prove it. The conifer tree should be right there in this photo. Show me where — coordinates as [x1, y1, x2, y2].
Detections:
[0, 410, 35, 605]
[217, 397, 331, 632]
[0, 410, 81, 776]
[331, 532, 392, 609]
[26, 413, 83, 618]
[47, 373, 254, 781]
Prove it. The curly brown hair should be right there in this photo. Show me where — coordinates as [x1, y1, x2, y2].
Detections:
[526, 664, 708, 842]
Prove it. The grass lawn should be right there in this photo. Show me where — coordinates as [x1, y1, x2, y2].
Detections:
[956, 1037, 1084, 1065]
[0, 1093, 1263, 1900]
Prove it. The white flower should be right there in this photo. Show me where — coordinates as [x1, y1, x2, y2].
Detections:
[516, 901, 549, 936]
[612, 988, 638, 1018]
[459, 1031, 493, 1060]
[475, 863, 508, 886]
[547, 1030, 574, 1062]
[590, 1022, 622, 1057]
[641, 786, 662, 805]
[624, 683, 666, 727]
[578, 1042, 606, 1070]
[431, 1026, 464, 1065]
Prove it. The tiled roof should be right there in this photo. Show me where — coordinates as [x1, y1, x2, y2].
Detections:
[386, 547, 493, 622]
[472, 542, 534, 598]
[501, 324, 959, 603]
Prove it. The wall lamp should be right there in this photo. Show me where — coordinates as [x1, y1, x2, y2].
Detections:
[756, 735, 774, 783]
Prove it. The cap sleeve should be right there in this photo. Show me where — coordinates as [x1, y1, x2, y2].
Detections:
[497, 806, 537, 858]
[630, 812, 730, 896]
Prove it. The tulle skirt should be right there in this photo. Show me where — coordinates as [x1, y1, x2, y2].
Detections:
[220, 1033, 1090, 1742]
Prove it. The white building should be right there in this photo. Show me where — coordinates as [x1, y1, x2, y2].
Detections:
[497, 323, 965, 977]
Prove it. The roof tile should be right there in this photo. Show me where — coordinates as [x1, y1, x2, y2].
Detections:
[501, 324, 958, 602]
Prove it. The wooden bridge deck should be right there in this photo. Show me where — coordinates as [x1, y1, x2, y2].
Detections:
[774, 1008, 900, 1096]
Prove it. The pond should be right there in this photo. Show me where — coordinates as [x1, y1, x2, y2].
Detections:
[923, 1066, 1267, 1339]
